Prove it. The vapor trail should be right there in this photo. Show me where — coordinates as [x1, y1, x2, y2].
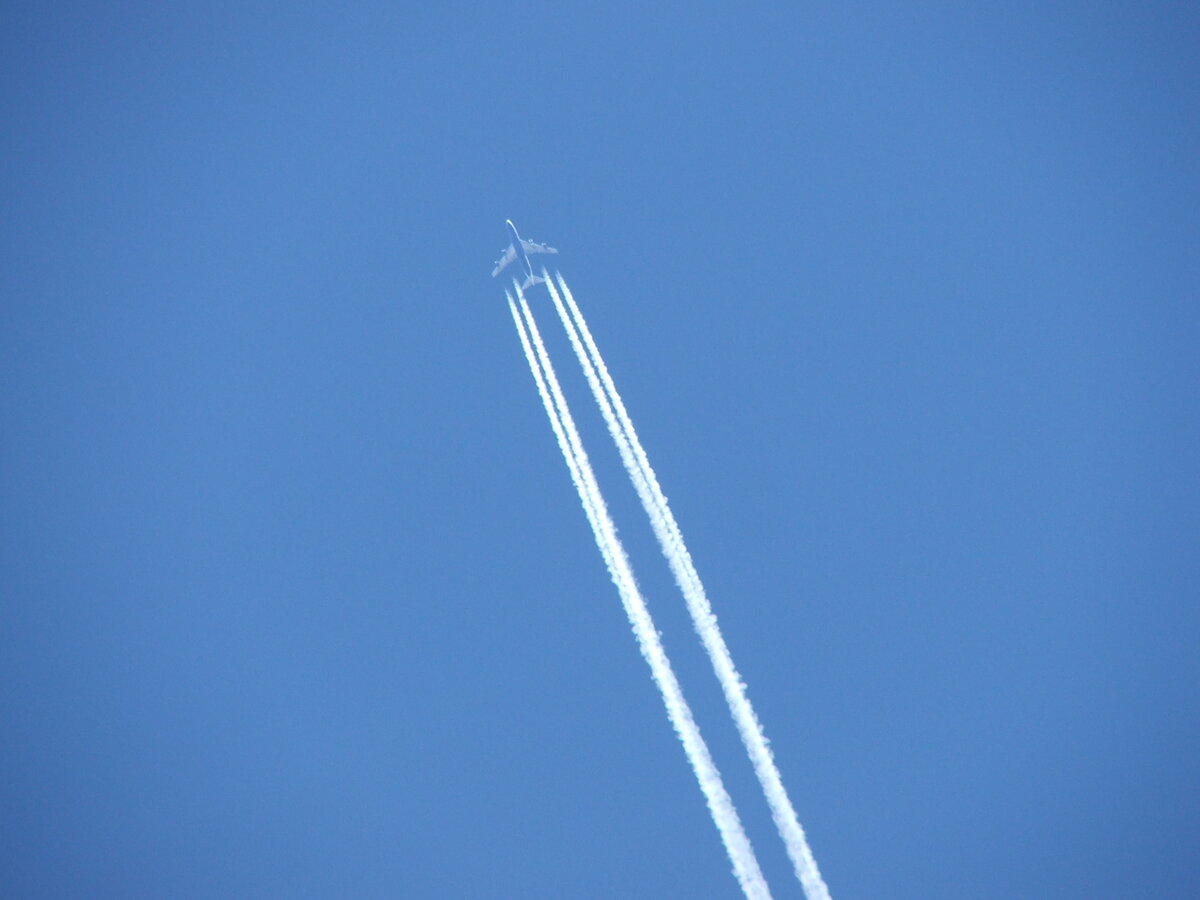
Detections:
[507, 288, 773, 900]
[547, 272, 831, 900]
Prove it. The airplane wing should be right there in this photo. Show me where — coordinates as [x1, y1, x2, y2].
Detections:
[491, 245, 517, 277]
[521, 239, 558, 256]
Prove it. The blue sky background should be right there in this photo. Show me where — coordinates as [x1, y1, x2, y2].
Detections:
[2, 3, 1197, 897]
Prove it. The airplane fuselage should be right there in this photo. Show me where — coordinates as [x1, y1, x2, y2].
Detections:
[506, 219, 535, 282]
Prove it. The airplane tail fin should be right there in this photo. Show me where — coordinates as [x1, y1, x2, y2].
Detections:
[522, 273, 546, 290]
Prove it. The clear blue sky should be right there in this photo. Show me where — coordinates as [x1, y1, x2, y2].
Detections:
[2, 3, 1197, 897]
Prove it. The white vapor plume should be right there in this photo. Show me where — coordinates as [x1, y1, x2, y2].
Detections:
[546, 272, 831, 900]
[506, 288, 773, 900]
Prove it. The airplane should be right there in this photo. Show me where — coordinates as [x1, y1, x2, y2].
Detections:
[491, 219, 558, 290]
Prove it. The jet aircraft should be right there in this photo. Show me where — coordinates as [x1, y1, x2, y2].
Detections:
[491, 219, 558, 290]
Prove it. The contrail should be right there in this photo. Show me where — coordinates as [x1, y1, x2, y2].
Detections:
[507, 288, 773, 900]
[546, 272, 831, 900]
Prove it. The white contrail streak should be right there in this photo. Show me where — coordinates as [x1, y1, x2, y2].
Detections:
[547, 272, 831, 900]
[507, 288, 773, 900]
